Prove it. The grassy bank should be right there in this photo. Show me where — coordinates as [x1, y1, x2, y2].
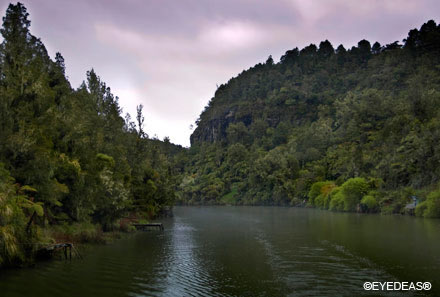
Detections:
[0, 219, 142, 268]
[46, 221, 137, 245]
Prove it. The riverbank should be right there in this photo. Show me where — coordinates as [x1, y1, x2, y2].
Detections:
[177, 178, 440, 219]
[0, 204, 174, 269]
[175, 198, 439, 219]
[1, 219, 142, 269]
[46, 221, 136, 245]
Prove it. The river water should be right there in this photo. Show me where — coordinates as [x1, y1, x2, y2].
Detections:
[1, 206, 439, 296]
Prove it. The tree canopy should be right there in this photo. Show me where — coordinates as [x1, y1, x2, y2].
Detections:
[182, 19, 440, 218]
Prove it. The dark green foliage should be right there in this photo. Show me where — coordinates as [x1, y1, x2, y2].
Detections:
[308, 181, 336, 209]
[419, 190, 440, 218]
[0, 3, 183, 265]
[415, 201, 428, 217]
[0, 163, 44, 266]
[181, 19, 440, 214]
[329, 188, 344, 211]
[360, 195, 378, 213]
[339, 178, 369, 211]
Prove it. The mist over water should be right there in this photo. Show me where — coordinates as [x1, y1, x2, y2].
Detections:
[1, 206, 439, 296]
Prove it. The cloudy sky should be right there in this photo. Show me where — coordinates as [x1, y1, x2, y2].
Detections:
[0, 0, 438, 146]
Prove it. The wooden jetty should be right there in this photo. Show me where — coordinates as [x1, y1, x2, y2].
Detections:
[132, 223, 164, 231]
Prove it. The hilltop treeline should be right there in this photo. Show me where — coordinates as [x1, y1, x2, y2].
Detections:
[0, 3, 182, 266]
[181, 19, 440, 218]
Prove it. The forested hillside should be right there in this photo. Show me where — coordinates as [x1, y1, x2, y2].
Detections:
[2, 1, 440, 270]
[0, 3, 182, 266]
[181, 20, 440, 218]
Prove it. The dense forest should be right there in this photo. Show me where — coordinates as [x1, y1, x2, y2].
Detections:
[0, 3, 183, 267]
[180, 19, 440, 219]
[2, 1, 440, 269]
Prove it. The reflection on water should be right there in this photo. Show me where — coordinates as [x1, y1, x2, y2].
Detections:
[159, 217, 223, 297]
[0, 206, 439, 296]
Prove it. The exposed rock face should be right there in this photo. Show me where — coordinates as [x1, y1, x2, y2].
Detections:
[190, 109, 236, 145]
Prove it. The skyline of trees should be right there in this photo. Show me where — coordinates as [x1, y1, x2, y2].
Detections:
[183, 18, 440, 218]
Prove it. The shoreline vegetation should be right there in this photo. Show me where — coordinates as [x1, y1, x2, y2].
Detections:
[1, 2, 440, 270]
[177, 178, 439, 218]
[177, 19, 440, 218]
[0, 3, 181, 268]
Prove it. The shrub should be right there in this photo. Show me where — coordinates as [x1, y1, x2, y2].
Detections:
[329, 188, 344, 211]
[415, 201, 428, 217]
[360, 195, 378, 212]
[220, 188, 238, 205]
[290, 197, 303, 206]
[340, 178, 369, 212]
[50, 222, 105, 244]
[96, 153, 115, 168]
[424, 190, 440, 218]
[117, 219, 136, 233]
[0, 164, 43, 267]
[308, 181, 325, 206]
[321, 182, 337, 209]
[308, 181, 336, 208]
[314, 194, 325, 208]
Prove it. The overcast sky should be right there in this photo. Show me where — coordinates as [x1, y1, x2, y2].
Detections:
[0, 0, 438, 146]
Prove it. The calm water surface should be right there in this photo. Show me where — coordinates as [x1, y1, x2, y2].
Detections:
[1, 206, 439, 296]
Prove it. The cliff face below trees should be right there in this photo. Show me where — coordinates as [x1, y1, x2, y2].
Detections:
[181, 20, 440, 218]
[190, 109, 236, 144]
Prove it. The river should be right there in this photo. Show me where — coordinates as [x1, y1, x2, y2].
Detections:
[1, 206, 439, 296]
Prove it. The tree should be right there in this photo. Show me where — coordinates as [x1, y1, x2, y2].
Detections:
[280, 47, 299, 65]
[318, 40, 334, 58]
[55, 52, 65, 75]
[372, 42, 382, 54]
[136, 104, 147, 138]
[265, 55, 274, 66]
[226, 122, 249, 144]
